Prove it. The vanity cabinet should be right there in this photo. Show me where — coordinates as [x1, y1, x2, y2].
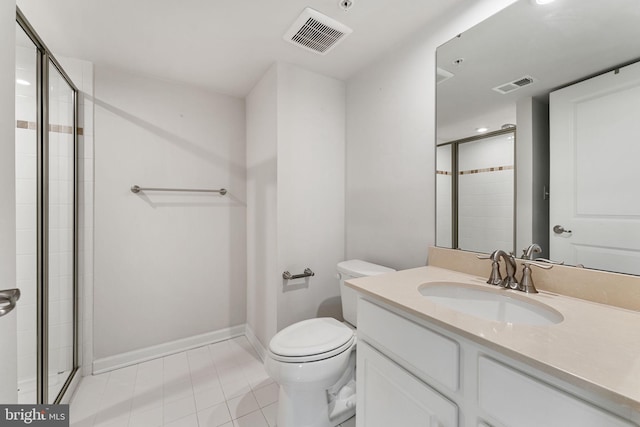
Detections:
[356, 298, 638, 427]
[478, 357, 635, 427]
[357, 341, 458, 427]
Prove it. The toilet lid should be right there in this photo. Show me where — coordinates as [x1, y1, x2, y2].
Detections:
[269, 317, 354, 359]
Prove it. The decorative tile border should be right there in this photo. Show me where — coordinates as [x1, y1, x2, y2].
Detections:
[437, 165, 514, 176]
[16, 120, 83, 135]
[459, 165, 513, 175]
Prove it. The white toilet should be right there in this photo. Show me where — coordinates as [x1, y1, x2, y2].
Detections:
[265, 260, 395, 427]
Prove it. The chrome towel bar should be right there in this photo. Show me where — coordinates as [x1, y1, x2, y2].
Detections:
[131, 185, 227, 195]
[283, 268, 315, 280]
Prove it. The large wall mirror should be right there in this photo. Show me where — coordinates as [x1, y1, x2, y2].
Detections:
[436, 0, 640, 275]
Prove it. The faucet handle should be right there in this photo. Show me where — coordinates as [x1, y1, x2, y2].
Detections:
[533, 258, 564, 265]
[525, 261, 554, 270]
[518, 260, 554, 294]
[477, 254, 502, 285]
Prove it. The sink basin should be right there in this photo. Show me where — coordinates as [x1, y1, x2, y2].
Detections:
[418, 282, 563, 325]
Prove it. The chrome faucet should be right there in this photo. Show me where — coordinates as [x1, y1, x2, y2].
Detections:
[484, 249, 518, 290]
[521, 243, 542, 260]
[480, 246, 559, 294]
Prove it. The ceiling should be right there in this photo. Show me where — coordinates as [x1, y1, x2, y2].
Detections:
[16, 0, 467, 97]
[436, 0, 640, 141]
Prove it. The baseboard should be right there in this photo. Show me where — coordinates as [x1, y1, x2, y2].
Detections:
[92, 324, 246, 374]
[244, 324, 267, 363]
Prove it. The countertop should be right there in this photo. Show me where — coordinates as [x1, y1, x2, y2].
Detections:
[345, 266, 640, 414]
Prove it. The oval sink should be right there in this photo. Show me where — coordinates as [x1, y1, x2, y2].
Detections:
[418, 282, 563, 325]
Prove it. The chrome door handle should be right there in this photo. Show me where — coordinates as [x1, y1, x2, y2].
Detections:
[0, 288, 21, 317]
[553, 225, 572, 234]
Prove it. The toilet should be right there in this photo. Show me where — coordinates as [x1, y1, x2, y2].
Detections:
[265, 260, 395, 427]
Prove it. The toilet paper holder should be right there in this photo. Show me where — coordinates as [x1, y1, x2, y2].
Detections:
[283, 268, 315, 280]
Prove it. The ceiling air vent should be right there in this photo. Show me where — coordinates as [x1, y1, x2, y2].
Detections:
[284, 8, 353, 55]
[492, 75, 535, 94]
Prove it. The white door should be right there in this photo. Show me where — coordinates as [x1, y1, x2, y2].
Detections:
[549, 61, 640, 274]
[0, 289, 20, 403]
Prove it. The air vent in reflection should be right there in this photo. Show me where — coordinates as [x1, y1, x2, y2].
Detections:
[493, 75, 535, 94]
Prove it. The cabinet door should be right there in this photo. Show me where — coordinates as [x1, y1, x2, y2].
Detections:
[357, 341, 457, 427]
[479, 357, 635, 427]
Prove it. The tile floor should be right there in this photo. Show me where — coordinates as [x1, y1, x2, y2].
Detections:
[69, 336, 356, 427]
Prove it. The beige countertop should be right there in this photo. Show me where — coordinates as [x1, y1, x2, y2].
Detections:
[346, 266, 640, 415]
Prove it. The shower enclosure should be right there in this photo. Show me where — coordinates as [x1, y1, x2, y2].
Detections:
[15, 9, 79, 404]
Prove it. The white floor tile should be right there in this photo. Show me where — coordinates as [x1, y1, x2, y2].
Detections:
[191, 372, 221, 392]
[163, 395, 197, 424]
[94, 399, 132, 426]
[163, 378, 193, 403]
[69, 338, 278, 427]
[163, 413, 199, 427]
[194, 384, 226, 411]
[252, 383, 278, 408]
[197, 402, 232, 427]
[261, 402, 277, 427]
[221, 378, 252, 400]
[226, 393, 260, 420]
[128, 406, 163, 427]
[232, 410, 268, 427]
[131, 388, 163, 413]
[93, 409, 129, 427]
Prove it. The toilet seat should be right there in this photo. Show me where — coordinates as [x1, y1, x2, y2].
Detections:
[269, 317, 355, 363]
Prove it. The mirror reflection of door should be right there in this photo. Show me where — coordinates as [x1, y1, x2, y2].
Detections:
[437, 129, 515, 254]
[550, 61, 640, 275]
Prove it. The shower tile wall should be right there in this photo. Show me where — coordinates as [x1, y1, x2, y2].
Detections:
[457, 133, 514, 254]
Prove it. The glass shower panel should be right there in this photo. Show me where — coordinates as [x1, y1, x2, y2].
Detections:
[47, 63, 75, 402]
[457, 133, 514, 254]
[15, 22, 38, 404]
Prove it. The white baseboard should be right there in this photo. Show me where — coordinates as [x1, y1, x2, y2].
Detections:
[92, 324, 246, 374]
[244, 324, 267, 363]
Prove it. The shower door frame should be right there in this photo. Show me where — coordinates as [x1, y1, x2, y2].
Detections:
[16, 8, 79, 405]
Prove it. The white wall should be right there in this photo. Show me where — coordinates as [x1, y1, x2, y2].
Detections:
[246, 65, 279, 351]
[93, 66, 246, 365]
[1, 0, 17, 404]
[276, 63, 346, 330]
[246, 63, 345, 350]
[345, 0, 516, 270]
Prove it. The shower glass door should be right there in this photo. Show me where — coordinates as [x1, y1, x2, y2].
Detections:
[16, 9, 78, 404]
[47, 62, 76, 403]
[15, 19, 38, 405]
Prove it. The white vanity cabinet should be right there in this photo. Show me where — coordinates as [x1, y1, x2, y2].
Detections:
[357, 341, 458, 427]
[356, 298, 638, 427]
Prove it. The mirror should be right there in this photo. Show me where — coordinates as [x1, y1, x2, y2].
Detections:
[436, 0, 640, 275]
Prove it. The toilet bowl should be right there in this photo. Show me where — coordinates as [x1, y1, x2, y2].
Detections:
[265, 260, 395, 427]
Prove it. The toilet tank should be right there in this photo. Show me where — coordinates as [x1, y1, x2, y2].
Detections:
[337, 260, 395, 327]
